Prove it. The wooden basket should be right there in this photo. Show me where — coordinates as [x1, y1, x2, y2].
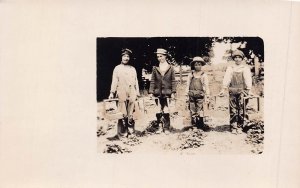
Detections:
[103, 99, 123, 120]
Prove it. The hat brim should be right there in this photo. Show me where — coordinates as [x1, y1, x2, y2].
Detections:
[121, 52, 132, 56]
[190, 61, 205, 67]
[154, 52, 167, 55]
[232, 50, 245, 58]
[191, 60, 205, 64]
[232, 55, 244, 58]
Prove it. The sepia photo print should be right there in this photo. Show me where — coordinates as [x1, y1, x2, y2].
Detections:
[97, 37, 264, 154]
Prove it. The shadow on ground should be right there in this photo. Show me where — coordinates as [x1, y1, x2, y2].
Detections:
[211, 124, 231, 132]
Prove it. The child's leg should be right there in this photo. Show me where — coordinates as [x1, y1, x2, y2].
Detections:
[238, 93, 248, 128]
[118, 101, 127, 117]
[159, 97, 169, 113]
[195, 98, 205, 129]
[159, 97, 170, 130]
[126, 100, 135, 134]
[189, 97, 197, 126]
[116, 101, 128, 137]
[117, 116, 128, 137]
[229, 94, 239, 130]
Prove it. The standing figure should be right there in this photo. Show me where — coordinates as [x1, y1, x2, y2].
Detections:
[185, 57, 210, 130]
[219, 50, 252, 134]
[108, 48, 140, 139]
[149, 48, 177, 133]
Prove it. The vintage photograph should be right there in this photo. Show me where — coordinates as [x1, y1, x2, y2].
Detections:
[97, 37, 264, 154]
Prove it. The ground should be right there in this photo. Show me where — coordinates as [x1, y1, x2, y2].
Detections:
[97, 63, 264, 154]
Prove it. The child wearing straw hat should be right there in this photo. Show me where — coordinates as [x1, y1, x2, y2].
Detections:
[185, 56, 210, 130]
[149, 48, 177, 133]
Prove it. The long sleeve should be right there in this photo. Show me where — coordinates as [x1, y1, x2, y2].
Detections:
[243, 66, 252, 90]
[202, 74, 210, 95]
[185, 73, 192, 95]
[110, 66, 118, 93]
[148, 67, 156, 94]
[171, 67, 177, 93]
[222, 66, 233, 88]
[135, 69, 140, 96]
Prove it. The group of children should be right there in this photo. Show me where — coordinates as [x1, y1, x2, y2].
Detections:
[107, 48, 252, 140]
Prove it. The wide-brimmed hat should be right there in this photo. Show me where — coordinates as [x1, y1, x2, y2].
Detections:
[232, 50, 245, 58]
[154, 48, 168, 55]
[121, 48, 132, 56]
[190, 56, 205, 68]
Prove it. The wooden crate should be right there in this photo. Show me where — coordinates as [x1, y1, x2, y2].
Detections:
[103, 99, 123, 120]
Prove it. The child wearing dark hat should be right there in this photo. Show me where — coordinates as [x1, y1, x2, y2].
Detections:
[108, 48, 140, 139]
[185, 56, 210, 130]
[219, 49, 252, 134]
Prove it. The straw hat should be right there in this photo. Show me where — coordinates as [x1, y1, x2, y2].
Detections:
[154, 48, 168, 55]
[190, 56, 205, 69]
[232, 50, 245, 58]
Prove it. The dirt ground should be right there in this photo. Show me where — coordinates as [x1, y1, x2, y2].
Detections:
[97, 64, 264, 154]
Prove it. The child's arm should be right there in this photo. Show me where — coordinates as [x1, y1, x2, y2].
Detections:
[148, 67, 156, 95]
[185, 73, 192, 95]
[203, 74, 210, 96]
[134, 68, 140, 97]
[109, 66, 118, 98]
[222, 66, 233, 89]
[184, 73, 192, 103]
[219, 66, 233, 96]
[243, 66, 252, 90]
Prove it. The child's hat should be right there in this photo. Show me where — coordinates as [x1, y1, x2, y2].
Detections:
[232, 50, 245, 58]
[191, 56, 205, 63]
[190, 56, 205, 69]
[121, 48, 132, 56]
[154, 48, 168, 55]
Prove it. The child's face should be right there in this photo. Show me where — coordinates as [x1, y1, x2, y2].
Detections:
[121, 54, 130, 64]
[157, 54, 167, 63]
[234, 55, 243, 65]
[194, 62, 203, 71]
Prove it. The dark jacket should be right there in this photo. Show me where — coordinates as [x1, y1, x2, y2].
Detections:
[149, 65, 177, 97]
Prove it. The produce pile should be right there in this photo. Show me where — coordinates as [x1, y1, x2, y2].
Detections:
[104, 144, 131, 154]
[178, 128, 206, 150]
[102, 134, 142, 153]
[244, 120, 264, 154]
[123, 136, 142, 146]
[97, 126, 106, 137]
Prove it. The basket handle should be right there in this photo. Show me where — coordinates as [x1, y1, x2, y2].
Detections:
[103, 98, 119, 102]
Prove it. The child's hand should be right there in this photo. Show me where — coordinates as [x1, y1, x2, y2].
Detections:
[242, 89, 251, 96]
[218, 89, 225, 97]
[205, 95, 210, 103]
[108, 93, 114, 99]
[171, 93, 176, 99]
[184, 94, 189, 102]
